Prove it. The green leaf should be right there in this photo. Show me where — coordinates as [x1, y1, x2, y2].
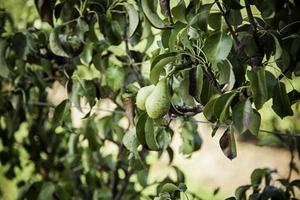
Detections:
[84, 117, 102, 151]
[171, 0, 186, 23]
[203, 32, 233, 64]
[136, 112, 148, 146]
[223, 0, 244, 9]
[179, 28, 193, 50]
[180, 121, 202, 155]
[218, 60, 236, 91]
[52, 99, 71, 127]
[203, 97, 218, 122]
[123, 3, 139, 38]
[228, 10, 243, 26]
[150, 52, 177, 84]
[145, 118, 160, 151]
[219, 126, 237, 160]
[157, 127, 172, 150]
[37, 182, 55, 200]
[190, 4, 213, 31]
[141, 0, 168, 29]
[160, 183, 180, 193]
[104, 20, 122, 45]
[123, 128, 139, 152]
[235, 185, 251, 200]
[76, 79, 97, 107]
[49, 26, 69, 57]
[11, 32, 29, 59]
[0, 39, 10, 78]
[251, 168, 266, 188]
[213, 92, 236, 123]
[189, 65, 203, 102]
[105, 65, 125, 91]
[233, 99, 261, 136]
[272, 81, 293, 118]
[34, 0, 55, 26]
[208, 13, 222, 30]
[80, 42, 93, 66]
[265, 70, 277, 100]
[269, 32, 282, 60]
[168, 22, 185, 51]
[247, 69, 268, 110]
[176, 72, 196, 106]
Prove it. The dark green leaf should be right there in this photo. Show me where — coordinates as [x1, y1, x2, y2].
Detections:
[35, 0, 55, 25]
[145, 118, 160, 151]
[136, 112, 148, 146]
[235, 185, 251, 200]
[0, 39, 9, 78]
[203, 97, 218, 122]
[223, 0, 244, 9]
[171, 0, 186, 23]
[189, 65, 203, 102]
[219, 127, 237, 160]
[251, 168, 266, 188]
[52, 99, 71, 127]
[208, 13, 222, 30]
[214, 92, 236, 123]
[218, 60, 236, 91]
[228, 10, 243, 26]
[269, 32, 282, 60]
[272, 81, 293, 118]
[233, 99, 261, 136]
[247, 69, 268, 110]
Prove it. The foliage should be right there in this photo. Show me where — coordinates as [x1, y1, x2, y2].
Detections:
[0, 0, 300, 199]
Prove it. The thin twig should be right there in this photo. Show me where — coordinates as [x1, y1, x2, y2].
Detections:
[244, 0, 257, 33]
[215, 0, 240, 46]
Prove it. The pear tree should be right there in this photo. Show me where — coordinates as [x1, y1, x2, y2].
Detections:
[1, 0, 300, 199]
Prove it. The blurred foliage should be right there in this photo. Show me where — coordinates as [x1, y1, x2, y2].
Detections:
[0, 0, 300, 199]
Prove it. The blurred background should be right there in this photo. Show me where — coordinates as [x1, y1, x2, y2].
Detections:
[0, 0, 300, 199]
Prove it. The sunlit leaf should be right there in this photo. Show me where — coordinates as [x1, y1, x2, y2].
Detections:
[203, 32, 233, 63]
[123, 3, 139, 38]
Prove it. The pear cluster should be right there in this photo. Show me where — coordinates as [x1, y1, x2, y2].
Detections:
[136, 79, 170, 119]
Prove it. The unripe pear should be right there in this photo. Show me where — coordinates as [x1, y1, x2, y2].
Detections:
[145, 78, 170, 119]
[136, 85, 155, 111]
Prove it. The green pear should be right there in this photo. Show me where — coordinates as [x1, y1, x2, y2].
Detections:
[145, 78, 170, 119]
[136, 85, 155, 111]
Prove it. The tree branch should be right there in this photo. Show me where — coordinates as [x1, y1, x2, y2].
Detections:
[203, 64, 223, 95]
[215, 0, 240, 46]
[244, 0, 257, 33]
[170, 104, 203, 116]
[114, 169, 134, 200]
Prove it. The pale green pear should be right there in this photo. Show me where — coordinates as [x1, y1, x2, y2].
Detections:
[136, 85, 155, 111]
[145, 78, 170, 119]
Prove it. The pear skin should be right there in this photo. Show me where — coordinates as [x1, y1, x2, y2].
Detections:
[136, 85, 155, 111]
[145, 78, 170, 119]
